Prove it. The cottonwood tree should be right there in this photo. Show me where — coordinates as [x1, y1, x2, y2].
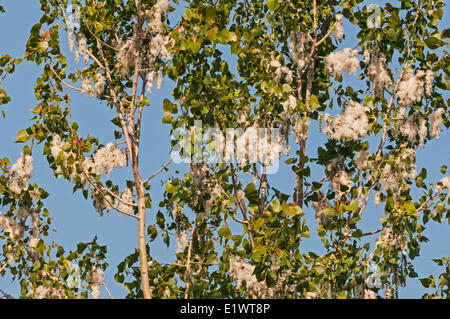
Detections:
[0, 0, 449, 299]
[1, 0, 173, 299]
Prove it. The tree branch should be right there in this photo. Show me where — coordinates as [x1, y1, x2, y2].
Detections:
[143, 152, 176, 184]
[184, 226, 195, 299]
[230, 163, 255, 250]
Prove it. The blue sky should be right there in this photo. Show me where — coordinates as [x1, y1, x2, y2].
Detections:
[0, 0, 448, 298]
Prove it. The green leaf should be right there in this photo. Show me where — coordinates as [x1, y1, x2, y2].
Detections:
[442, 29, 450, 39]
[244, 183, 258, 204]
[165, 181, 177, 193]
[286, 205, 303, 217]
[265, 270, 277, 287]
[77, 242, 87, 253]
[337, 291, 347, 299]
[425, 36, 444, 49]
[270, 200, 281, 213]
[309, 95, 320, 109]
[16, 129, 28, 143]
[231, 234, 242, 246]
[163, 231, 170, 247]
[389, 258, 398, 265]
[254, 240, 267, 255]
[343, 201, 359, 211]
[94, 22, 104, 33]
[204, 7, 216, 23]
[420, 275, 436, 288]
[148, 226, 158, 241]
[302, 228, 311, 238]
[162, 112, 174, 124]
[285, 157, 297, 165]
[30, 23, 42, 36]
[217, 28, 231, 42]
[267, 0, 280, 11]
[32, 260, 41, 272]
[218, 225, 232, 239]
[206, 27, 218, 41]
[56, 246, 65, 257]
[251, 250, 262, 263]
[163, 98, 177, 113]
[189, 40, 201, 53]
[405, 202, 418, 218]
[184, 8, 195, 21]
[156, 211, 165, 229]
[282, 83, 293, 93]
[317, 224, 325, 237]
[312, 264, 326, 275]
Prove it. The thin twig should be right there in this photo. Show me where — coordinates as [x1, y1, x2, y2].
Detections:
[184, 226, 195, 299]
[160, 261, 217, 267]
[102, 280, 114, 299]
[0, 288, 13, 299]
[143, 152, 176, 184]
[258, 165, 267, 217]
[231, 215, 249, 225]
[46, 60, 82, 92]
[358, 180, 380, 216]
[361, 228, 384, 237]
[417, 190, 441, 212]
[316, 22, 337, 47]
[81, 11, 120, 52]
[64, 90, 139, 219]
